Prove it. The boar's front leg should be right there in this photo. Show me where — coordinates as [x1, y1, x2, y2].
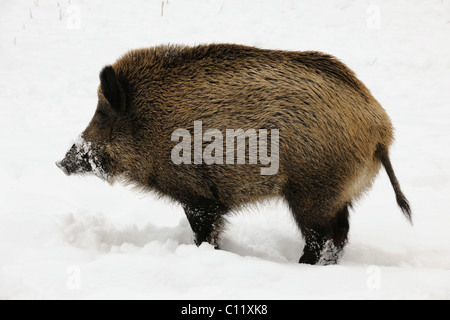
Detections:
[182, 198, 229, 248]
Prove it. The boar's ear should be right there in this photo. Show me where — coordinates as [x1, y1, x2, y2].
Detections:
[100, 65, 125, 113]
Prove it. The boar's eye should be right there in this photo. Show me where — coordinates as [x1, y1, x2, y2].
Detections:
[96, 109, 108, 121]
[97, 110, 108, 121]
[94, 108, 117, 129]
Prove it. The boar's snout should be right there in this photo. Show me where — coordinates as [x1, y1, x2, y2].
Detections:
[56, 143, 93, 176]
[56, 159, 70, 176]
[57, 138, 112, 181]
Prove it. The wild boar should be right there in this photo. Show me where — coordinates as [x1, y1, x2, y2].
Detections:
[57, 44, 411, 265]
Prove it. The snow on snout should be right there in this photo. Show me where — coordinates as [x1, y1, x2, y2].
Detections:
[73, 135, 111, 181]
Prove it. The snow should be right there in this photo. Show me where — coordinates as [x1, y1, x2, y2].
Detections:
[70, 135, 111, 181]
[1, 0, 450, 299]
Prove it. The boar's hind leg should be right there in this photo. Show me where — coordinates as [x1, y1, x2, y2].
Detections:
[182, 198, 228, 248]
[298, 205, 350, 266]
[287, 190, 350, 265]
[315, 204, 350, 265]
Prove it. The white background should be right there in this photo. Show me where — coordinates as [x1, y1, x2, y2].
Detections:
[0, 0, 449, 299]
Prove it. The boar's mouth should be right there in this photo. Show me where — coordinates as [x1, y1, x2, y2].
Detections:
[56, 137, 111, 181]
[56, 152, 93, 176]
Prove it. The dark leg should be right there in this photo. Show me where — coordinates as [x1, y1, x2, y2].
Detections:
[331, 205, 350, 249]
[297, 204, 350, 265]
[182, 198, 228, 248]
[299, 227, 330, 265]
[286, 184, 350, 265]
[314, 205, 350, 265]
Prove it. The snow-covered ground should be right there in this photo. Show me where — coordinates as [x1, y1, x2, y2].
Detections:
[1, 0, 450, 299]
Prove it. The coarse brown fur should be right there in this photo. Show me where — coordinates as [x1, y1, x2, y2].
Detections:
[68, 44, 411, 264]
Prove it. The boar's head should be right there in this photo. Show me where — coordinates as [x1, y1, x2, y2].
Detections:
[56, 65, 142, 183]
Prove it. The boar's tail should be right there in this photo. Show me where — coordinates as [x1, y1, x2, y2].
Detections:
[376, 144, 412, 224]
